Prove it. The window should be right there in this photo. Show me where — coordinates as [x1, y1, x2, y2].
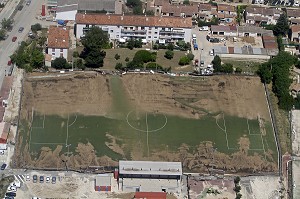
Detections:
[149, 27, 152, 30]
[52, 48, 55, 52]
[60, 49, 63, 52]
[154, 31, 158, 34]
[110, 30, 113, 33]
[60, 53, 63, 57]
[148, 36, 151, 38]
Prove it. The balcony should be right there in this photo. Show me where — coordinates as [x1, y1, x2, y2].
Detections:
[121, 29, 147, 33]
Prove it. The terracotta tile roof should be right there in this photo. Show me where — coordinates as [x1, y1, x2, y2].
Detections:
[287, 9, 300, 18]
[48, 26, 69, 49]
[198, 3, 211, 11]
[246, 6, 281, 16]
[291, 18, 300, 24]
[262, 35, 278, 49]
[154, 0, 168, 6]
[211, 25, 237, 32]
[217, 4, 235, 12]
[161, 4, 198, 16]
[292, 25, 300, 33]
[75, 13, 193, 28]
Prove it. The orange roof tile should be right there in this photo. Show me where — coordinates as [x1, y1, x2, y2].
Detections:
[48, 26, 70, 49]
[75, 13, 193, 28]
[217, 4, 235, 12]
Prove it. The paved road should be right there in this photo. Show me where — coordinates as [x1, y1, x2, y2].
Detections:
[0, 0, 21, 23]
[0, 0, 43, 89]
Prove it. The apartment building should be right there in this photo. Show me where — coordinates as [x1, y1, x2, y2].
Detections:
[75, 13, 192, 44]
[245, 6, 281, 25]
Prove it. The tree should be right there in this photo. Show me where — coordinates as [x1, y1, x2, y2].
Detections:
[0, 29, 6, 40]
[257, 63, 272, 84]
[115, 62, 123, 70]
[235, 193, 242, 199]
[212, 55, 222, 72]
[296, 60, 300, 69]
[30, 49, 44, 69]
[115, 54, 121, 60]
[133, 6, 143, 15]
[145, 10, 154, 16]
[80, 27, 109, 68]
[37, 36, 47, 47]
[126, 0, 141, 7]
[31, 23, 42, 33]
[234, 176, 241, 184]
[273, 13, 289, 36]
[183, 0, 190, 4]
[221, 63, 234, 73]
[127, 39, 135, 50]
[133, 50, 156, 63]
[73, 51, 79, 58]
[1, 18, 13, 30]
[51, 57, 70, 69]
[179, 56, 190, 65]
[125, 57, 130, 62]
[187, 53, 194, 60]
[76, 58, 85, 70]
[235, 67, 242, 73]
[167, 43, 174, 51]
[164, 50, 174, 59]
[176, 41, 191, 51]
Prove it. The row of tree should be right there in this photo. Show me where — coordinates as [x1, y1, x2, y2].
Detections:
[257, 51, 297, 110]
[211, 55, 242, 73]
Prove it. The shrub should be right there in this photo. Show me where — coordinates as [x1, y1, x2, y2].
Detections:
[164, 50, 174, 59]
[73, 51, 79, 58]
[115, 62, 123, 70]
[133, 50, 156, 63]
[178, 56, 190, 65]
[125, 57, 130, 62]
[114, 53, 120, 60]
[146, 62, 163, 70]
[235, 67, 242, 73]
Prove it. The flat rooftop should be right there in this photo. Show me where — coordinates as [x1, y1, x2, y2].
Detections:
[119, 161, 182, 176]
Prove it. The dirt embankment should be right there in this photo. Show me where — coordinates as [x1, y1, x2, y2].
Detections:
[21, 73, 112, 120]
[122, 75, 270, 121]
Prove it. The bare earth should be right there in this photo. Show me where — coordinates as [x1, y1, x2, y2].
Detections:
[14, 72, 276, 173]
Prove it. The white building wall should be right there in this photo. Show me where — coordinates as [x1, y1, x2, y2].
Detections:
[48, 48, 68, 59]
[76, 24, 192, 43]
[56, 10, 77, 21]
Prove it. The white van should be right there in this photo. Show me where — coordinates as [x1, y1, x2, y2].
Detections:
[209, 49, 214, 56]
[192, 34, 197, 39]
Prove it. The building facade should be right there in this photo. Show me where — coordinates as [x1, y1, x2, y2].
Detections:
[118, 161, 182, 194]
[245, 6, 281, 25]
[47, 26, 70, 60]
[75, 13, 192, 44]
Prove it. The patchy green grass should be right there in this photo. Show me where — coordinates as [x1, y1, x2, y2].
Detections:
[222, 58, 262, 74]
[102, 48, 193, 72]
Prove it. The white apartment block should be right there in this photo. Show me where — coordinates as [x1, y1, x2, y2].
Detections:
[75, 13, 192, 44]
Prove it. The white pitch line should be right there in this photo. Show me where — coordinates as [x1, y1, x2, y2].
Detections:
[66, 114, 69, 146]
[68, 114, 77, 127]
[261, 134, 267, 159]
[222, 113, 235, 150]
[146, 112, 150, 157]
[247, 119, 261, 135]
[43, 114, 45, 128]
[30, 142, 65, 145]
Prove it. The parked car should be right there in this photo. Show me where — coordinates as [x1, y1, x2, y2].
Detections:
[26, 175, 30, 181]
[209, 50, 214, 56]
[39, 176, 44, 183]
[33, 175, 37, 183]
[18, 27, 24, 33]
[7, 60, 12, 66]
[12, 36, 17, 42]
[5, 192, 16, 197]
[200, 60, 204, 67]
[26, 1, 31, 5]
[1, 163, 7, 170]
[17, 5, 23, 10]
[199, 26, 209, 31]
[46, 176, 50, 183]
[52, 176, 56, 184]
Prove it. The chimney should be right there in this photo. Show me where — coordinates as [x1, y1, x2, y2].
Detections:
[121, 16, 123, 20]
[146, 17, 148, 21]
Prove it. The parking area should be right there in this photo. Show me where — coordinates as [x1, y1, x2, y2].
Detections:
[11, 171, 119, 199]
[191, 27, 266, 72]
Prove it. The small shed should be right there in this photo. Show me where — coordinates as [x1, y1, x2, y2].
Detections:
[95, 174, 111, 192]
